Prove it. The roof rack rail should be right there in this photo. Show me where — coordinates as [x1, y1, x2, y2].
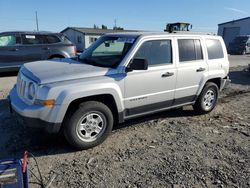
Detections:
[171, 31, 217, 35]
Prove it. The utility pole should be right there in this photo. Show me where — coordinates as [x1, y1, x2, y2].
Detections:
[114, 19, 117, 29]
[35, 11, 39, 31]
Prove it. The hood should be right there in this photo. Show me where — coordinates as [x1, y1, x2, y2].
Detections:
[21, 58, 111, 84]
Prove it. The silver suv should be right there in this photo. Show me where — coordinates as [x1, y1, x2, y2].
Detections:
[0, 31, 76, 72]
[9, 32, 230, 149]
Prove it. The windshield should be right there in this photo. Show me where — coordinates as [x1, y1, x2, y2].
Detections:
[79, 36, 137, 68]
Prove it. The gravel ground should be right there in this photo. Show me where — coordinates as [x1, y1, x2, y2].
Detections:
[0, 65, 250, 188]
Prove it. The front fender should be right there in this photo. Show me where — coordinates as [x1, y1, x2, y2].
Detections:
[49, 82, 124, 123]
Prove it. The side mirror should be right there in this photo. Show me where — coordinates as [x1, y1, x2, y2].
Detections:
[126, 58, 148, 72]
[105, 42, 110, 47]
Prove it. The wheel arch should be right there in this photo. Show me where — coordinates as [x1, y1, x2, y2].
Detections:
[206, 78, 221, 89]
[48, 54, 65, 59]
[198, 77, 222, 96]
[62, 94, 120, 130]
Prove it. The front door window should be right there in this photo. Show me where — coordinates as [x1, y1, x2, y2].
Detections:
[0, 35, 17, 46]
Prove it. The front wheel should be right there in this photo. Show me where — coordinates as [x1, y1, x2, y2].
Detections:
[63, 101, 114, 150]
[193, 82, 219, 114]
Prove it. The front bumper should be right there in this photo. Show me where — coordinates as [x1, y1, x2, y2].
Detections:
[12, 108, 61, 133]
[8, 86, 62, 133]
[220, 76, 231, 91]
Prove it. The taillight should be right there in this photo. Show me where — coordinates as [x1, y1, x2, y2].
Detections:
[74, 45, 77, 55]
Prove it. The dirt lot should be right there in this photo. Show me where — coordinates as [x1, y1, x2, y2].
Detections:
[0, 57, 250, 188]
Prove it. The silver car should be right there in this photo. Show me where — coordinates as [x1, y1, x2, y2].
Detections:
[9, 32, 230, 149]
[0, 31, 76, 72]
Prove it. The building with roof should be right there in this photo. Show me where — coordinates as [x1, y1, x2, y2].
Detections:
[61, 27, 138, 51]
[218, 17, 250, 47]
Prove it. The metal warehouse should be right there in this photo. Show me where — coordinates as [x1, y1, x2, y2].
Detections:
[218, 17, 250, 48]
[61, 27, 138, 52]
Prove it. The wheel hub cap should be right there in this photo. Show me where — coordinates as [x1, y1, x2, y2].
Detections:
[203, 89, 216, 110]
[76, 112, 106, 142]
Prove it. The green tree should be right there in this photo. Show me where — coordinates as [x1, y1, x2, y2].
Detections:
[113, 26, 124, 30]
[93, 24, 99, 29]
[101, 25, 108, 29]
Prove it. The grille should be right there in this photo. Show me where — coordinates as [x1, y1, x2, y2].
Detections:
[16, 72, 35, 103]
[17, 76, 26, 97]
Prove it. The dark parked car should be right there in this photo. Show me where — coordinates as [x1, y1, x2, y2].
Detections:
[0, 31, 76, 72]
[228, 35, 250, 55]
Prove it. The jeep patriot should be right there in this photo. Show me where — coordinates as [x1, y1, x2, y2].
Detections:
[9, 32, 230, 149]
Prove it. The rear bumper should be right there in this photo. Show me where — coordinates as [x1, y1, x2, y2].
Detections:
[220, 76, 231, 91]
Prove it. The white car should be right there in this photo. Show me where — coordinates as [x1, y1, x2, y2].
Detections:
[9, 32, 230, 149]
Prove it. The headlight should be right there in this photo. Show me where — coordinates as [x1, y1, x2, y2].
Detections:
[28, 82, 36, 100]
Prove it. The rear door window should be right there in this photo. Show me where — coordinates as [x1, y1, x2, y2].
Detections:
[21, 34, 46, 45]
[178, 39, 203, 62]
[206, 39, 224, 60]
[194, 40, 203, 60]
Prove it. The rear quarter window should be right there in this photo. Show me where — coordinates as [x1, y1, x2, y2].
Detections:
[46, 35, 61, 44]
[206, 39, 224, 60]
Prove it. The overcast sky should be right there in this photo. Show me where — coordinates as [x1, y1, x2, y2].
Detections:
[0, 0, 249, 33]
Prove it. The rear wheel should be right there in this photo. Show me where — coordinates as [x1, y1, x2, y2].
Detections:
[193, 82, 219, 114]
[63, 101, 114, 150]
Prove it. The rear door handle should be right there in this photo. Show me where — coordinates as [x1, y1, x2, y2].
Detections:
[196, 67, 206, 72]
[162, 72, 174, 77]
[43, 47, 50, 50]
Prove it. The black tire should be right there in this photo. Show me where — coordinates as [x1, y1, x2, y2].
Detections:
[63, 101, 114, 150]
[193, 82, 219, 114]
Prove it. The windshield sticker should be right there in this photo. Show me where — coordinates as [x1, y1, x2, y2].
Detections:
[117, 38, 135, 43]
[25, 35, 36, 39]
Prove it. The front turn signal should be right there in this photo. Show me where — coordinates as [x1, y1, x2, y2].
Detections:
[43, 99, 55, 106]
[35, 99, 55, 106]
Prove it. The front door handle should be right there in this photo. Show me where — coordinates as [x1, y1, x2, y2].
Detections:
[162, 72, 174, 77]
[43, 47, 50, 50]
[196, 67, 206, 72]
